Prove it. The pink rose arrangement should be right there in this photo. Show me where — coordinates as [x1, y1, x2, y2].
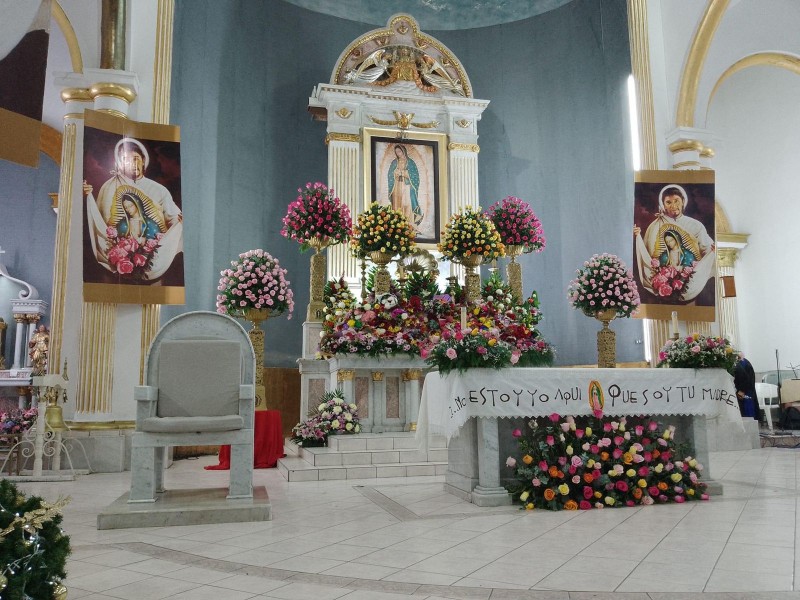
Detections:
[106, 226, 161, 279]
[281, 182, 352, 250]
[649, 258, 696, 300]
[485, 196, 546, 251]
[506, 411, 708, 510]
[567, 253, 640, 318]
[216, 249, 294, 319]
[657, 333, 736, 374]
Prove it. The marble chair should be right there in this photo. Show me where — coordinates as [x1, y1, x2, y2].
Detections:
[129, 311, 255, 503]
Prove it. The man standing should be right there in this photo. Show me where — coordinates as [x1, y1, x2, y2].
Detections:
[734, 352, 759, 419]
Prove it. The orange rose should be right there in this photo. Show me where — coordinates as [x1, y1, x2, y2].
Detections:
[564, 500, 578, 510]
[652, 450, 661, 459]
[548, 465, 559, 478]
[583, 473, 594, 484]
[632, 488, 643, 499]
[657, 481, 668, 491]
[544, 488, 556, 501]
[557, 471, 565, 479]
[522, 454, 534, 465]
[600, 452, 610, 461]
[623, 452, 633, 465]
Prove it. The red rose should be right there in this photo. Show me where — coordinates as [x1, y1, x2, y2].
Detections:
[132, 253, 147, 267]
[116, 259, 134, 275]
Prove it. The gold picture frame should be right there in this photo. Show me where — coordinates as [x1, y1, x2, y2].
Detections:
[363, 127, 448, 250]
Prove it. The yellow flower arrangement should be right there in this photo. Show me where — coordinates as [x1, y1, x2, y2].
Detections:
[438, 208, 505, 262]
[350, 202, 416, 257]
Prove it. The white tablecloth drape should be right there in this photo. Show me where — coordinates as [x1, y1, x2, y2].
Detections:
[417, 367, 741, 442]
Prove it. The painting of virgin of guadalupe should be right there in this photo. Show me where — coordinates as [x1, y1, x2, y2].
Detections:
[632, 170, 715, 321]
[366, 129, 448, 248]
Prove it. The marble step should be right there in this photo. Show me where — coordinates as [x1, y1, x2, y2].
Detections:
[326, 431, 447, 452]
[297, 444, 448, 467]
[277, 456, 448, 482]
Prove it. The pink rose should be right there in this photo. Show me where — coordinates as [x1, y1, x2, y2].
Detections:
[548, 413, 561, 422]
[674, 495, 685, 503]
[648, 421, 658, 431]
[532, 478, 541, 487]
[132, 253, 147, 267]
[545, 435, 554, 446]
[560, 422, 571, 432]
[691, 346, 701, 354]
[641, 496, 654, 505]
[538, 460, 548, 471]
[108, 246, 127, 266]
[571, 456, 583, 468]
[580, 500, 592, 510]
[116, 259, 134, 275]
[575, 429, 584, 439]
[445, 348, 457, 360]
[506, 457, 517, 468]
[106, 226, 118, 238]
[583, 486, 594, 499]
[512, 428, 522, 438]
[510, 350, 520, 365]
[612, 448, 623, 459]
[557, 456, 567, 466]
[634, 425, 644, 436]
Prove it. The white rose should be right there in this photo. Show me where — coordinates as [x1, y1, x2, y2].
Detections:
[349, 403, 357, 410]
[318, 403, 326, 411]
[332, 406, 342, 415]
[344, 413, 353, 421]
[331, 419, 340, 429]
[354, 424, 361, 432]
[345, 422, 353, 431]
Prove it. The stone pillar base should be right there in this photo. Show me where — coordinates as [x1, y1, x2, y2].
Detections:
[471, 485, 511, 507]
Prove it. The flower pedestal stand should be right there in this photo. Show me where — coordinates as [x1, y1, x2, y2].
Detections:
[306, 238, 331, 322]
[461, 255, 483, 303]
[505, 245, 528, 302]
[243, 308, 270, 409]
[594, 309, 617, 368]
[370, 251, 394, 296]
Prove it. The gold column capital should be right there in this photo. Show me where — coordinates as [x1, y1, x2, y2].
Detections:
[60, 87, 93, 103]
[668, 139, 705, 154]
[326, 132, 361, 144]
[402, 369, 424, 381]
[337, 369, 355, 382]
[89, 82, 137, 104]
[717, 247, 739, 268]
[371, 371, 384, 382]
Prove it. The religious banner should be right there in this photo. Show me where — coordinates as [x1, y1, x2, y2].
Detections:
[82, 110, 184, 304]
[632, 170, 716, 321]
[418, 368, 741, 441]
[0, 0, 51, 167]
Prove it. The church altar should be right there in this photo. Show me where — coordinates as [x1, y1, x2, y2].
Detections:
[418, 367, 741, 506]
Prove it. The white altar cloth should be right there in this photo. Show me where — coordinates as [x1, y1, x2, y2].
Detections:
[418, 368, 741, 442]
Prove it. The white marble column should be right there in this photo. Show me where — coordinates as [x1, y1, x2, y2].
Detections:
[12, 315, 25, 369]
[471, 417, 511, 506]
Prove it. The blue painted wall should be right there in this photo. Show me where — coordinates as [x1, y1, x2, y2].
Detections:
[170, 0, 639, 367]
[0, 153, 59, 367]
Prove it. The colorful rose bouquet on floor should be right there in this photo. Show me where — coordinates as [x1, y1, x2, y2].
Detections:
[657, 334, 737, 374]
[567, 253, 640, 318]
[0, 407, 37, 442]
[215, 249, 294, 318]
[485, 196, 546, 252]
[281, 182, 352, 250]
[438, 208, 505, 263]
[291, 389, 361, 447]
[506, 411, 708, 510]
[351, 202, 416, 257]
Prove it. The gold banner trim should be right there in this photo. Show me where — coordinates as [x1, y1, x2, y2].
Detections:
[85, 109, 180, 142]
[634, 169, 715, 184]
[0, 108, 41, 167]
[83, 283, 185, 305]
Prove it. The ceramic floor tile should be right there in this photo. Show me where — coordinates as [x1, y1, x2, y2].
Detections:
[63, 568, 152, 593]
[260, 581, 351, 600]
[165, 586, 257, 600]
[162, 565, 237, 584]
[101, 576, 199, 600]
[704, 567, 794, 592]
[267, 555, 345, 573]
[535, 568, 626, 592]
[381, 568, 460, 585]
[320, 561, 400, 580]
[615, 577, 705, 593]
[209, 574, 290, 594]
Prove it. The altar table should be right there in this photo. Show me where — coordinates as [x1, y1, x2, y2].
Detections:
[205, 410, 285, 470]
[418, 368, 740, 506]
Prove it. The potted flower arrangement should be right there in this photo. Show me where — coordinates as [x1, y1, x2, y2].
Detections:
[292, 389, 361, 446]
[216, 249, 294, 319]
[351, 202, 416, 259]
[506, 411, 708, 510]
[438, 208, 505, 266]
[0, 407, 37, 443]
[281, 182, 352, 250]
[567, 253, 640, 319]
[658, 334, 737, 373]
[485, 196, 546, 253]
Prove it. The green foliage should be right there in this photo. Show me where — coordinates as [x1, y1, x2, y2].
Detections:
[404, 270, 439, 302]
[0, 479, 71, 600]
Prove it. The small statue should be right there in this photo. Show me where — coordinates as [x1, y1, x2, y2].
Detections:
[28, 324, 50, 376]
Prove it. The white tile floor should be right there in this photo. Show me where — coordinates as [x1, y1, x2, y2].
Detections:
[14, 446, 800, 599]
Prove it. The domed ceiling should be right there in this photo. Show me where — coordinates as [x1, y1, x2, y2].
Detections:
[282, 0, 574, 30]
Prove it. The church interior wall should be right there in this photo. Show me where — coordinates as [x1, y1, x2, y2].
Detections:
[0, 154, 59, 368]
[168, 0, 640, 368]
[707, 66, 800, 372]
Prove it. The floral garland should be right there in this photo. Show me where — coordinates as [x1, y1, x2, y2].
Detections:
[506, 412, 708, 510]
[658, 334, 736, 374]
[350, 202, 416, 256]
[567, 253, 640, 318]
[215, 249, 294, 318]
[281, 182, 352, 250]
[438, 208, 505, 262]
[485, 196, 546, 251]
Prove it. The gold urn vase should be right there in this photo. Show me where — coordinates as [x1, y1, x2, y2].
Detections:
[369, 250, 395, 295]
[242, 308, 271, 409]
[306, 237, 332, 322]
[592, 308, 618, 368]
[459, 254, 483, 303]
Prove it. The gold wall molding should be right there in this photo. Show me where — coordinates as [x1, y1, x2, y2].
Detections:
[707, 52, 800, 118]
[326, 132, 361, 144]
[52, 1, 83, 73]
[151, 0, 175, 124]
[335, 107, 353, 119]
[402, 369, 423, 381]
[717, 232, 749, 244]
[448, 142, 479, 153]
[66, 420, 135, 431]
[60, 88, 92, 103]
[676, 0, 730, 127]
[337, 369, 355, 382]
[455, 119, 472, 128]
[49, 122, 76, 371]
[76, 302, 116, 414]
[668, 139, 704, 154]
[672, 160, 702, 169]
[40, 125, 63, 165]
[371, 371, 384, 382]
[627, 0, 659, 169]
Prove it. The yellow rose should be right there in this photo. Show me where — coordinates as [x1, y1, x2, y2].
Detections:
[605, 496, 615, 506]
[670, 473, 683, 483]
[347, 319, 356, 327]
[587, 459, 595, 468]
[525, 502, 535, 510]
[488, 339, 497, 346]
[626, 469, 636, 478]
[558, 484, 570, 496]
[520, 491, 529, 502]
[585, 427, 593, 436]
[655, 463, 664, 473]
[594, 491, 602, 498]
[566, 446, 574, 456]
[663, 430, 671, 440]
[638, 478, 647, 488]
[688, 458, 698, 468]
[687, 489, 695, 496]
